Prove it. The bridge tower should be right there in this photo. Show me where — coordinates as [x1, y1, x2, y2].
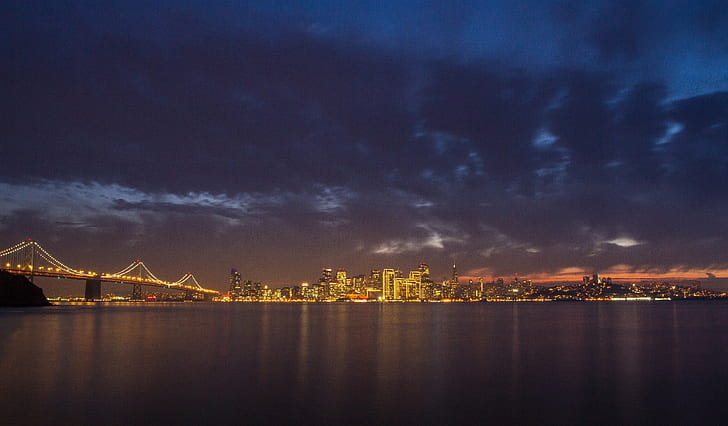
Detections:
[21, 239, 36, 283]
[85, 276, 101, 300]
[129, 259, 144, 300]
[131, 283, 143, 300]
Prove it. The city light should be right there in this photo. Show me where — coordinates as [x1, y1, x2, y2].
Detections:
[1, 239, 725, 302]
[216, 262, 728, 303]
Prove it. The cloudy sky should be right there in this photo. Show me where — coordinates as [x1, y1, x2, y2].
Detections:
[3, 1, 727, 290]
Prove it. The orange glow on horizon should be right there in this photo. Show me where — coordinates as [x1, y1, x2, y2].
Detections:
[463, 265, 728, 283]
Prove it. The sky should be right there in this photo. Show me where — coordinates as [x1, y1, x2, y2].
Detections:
[2, 1, 727, 291]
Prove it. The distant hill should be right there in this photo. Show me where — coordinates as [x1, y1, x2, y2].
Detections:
[0, 271, 52, 307]
[702, 277, 728, 292]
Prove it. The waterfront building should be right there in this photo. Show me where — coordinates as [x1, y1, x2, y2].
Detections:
[329, 268, 348, 298]
[383, 269, 395, 300]
[408, 270, 422, 300]
[280, 287, 292, 299]
[394, 277, 405, 300]
[242, 279, 253, 298]
[229, 268, 242, 297]
[351, 274, 366, 293]
[319, 268, 333, 297]
[417, 263, 434, 299]
[368, 270, 382, 291]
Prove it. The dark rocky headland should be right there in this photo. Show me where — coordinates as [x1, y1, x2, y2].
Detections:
[0, 271, 52, 306]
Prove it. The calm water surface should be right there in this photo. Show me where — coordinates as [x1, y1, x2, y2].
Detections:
[2, 302, 728, 425]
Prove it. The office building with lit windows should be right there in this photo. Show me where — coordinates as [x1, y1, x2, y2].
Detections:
[229, 268, 242, 297]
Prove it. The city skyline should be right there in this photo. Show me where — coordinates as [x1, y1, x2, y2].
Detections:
[3, 1, 727, 290]
[219, 261, 725, 302]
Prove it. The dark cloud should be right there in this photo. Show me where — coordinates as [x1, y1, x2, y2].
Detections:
[587, 0, 651, 60]
[3, 21, 417, 195]
[663, 92, 728, 202]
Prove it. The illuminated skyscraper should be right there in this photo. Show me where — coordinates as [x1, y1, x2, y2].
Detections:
[418, 263, 434, 299]
[442, 259, 459, 299]
[451, 259, 459, 286]
[394, 277, 405, 300]
[382, 268, 395, 300]
[409, 270, 422, 300]
[418, 263, 430, 278]
[243, 279, 253, 298]
[229, 268, 242, 297]
[369, 270, 382, 288]
[352, 274, 366, 293]
[330, 268, 348, 298]
[320, 268, 333, 298]
[366, 270, 383, 299]
[321, 268, 333, 283]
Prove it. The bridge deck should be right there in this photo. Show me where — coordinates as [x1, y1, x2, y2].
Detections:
[1, 268, 218, 295]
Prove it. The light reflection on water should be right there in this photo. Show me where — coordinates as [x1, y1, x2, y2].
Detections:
[2, 302, 728, 425]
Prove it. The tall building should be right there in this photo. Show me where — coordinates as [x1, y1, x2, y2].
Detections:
[253, 281, 263, 299]
[409, 270, 423, 300]
[320, 268, 334, 298]
[394, 277, 405, 300]
[382, 269, 395, 300]
[320, 268, 333, 283]
[243, 279, 253, 298]
[352, 274, 366, 293]
[229, 268, 242, 297]
[330, 268, 348, 298]
[418, 263, 430, 277]
[366, 270, 383, 299]
[418, 263, 434, 300]
[441, 259, 459, 299]
[451, 259, 459, 286]
[368, 270, 382, 288]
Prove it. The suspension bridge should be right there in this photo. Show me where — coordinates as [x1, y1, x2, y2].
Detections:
[0, 239, 219, 300]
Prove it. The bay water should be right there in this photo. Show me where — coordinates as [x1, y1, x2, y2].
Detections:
[2, 301, 728, 425]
